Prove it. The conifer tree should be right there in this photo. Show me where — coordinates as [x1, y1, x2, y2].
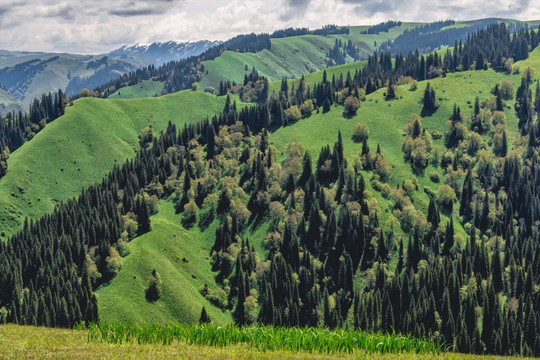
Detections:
[199, 306, 211, 324]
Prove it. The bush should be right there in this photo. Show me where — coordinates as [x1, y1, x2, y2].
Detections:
[106, 247, 122, 275]
[499, 79, 514, 100]
[182, 199, 199, 227]
[146, 269, 162, 302]
[436, 184, 457, 209]
[139, 126, 155, 148]
[431, 130, 443, 140]
[352, 123, 370, 142]
[429, 172, 441, 183]
[116, 239, 131, 257]
[300, 99, 314, 116]
[284, 106, 301, 124]
[343, 96, 360, 116]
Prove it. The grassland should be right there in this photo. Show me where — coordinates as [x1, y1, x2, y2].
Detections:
[97, 200, 230, 325]
[270, 65, 528, 244]
[107, 79, 164, 99]
[89, 322, 442, 354]
[0, 90, 227, 239]
[0, 324, 529, 360]
[97, 62, 531, 323]
[199, 23, 418, 90]
[2, 28, 540, 332]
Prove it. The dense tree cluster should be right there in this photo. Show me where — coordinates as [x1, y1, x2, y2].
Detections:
[1, 19, 540, 358]
[327, 39, 361, 66]
[0, 89, 66, 177]
[380, 19, 464, 54]
[270, 24, 348, 38]
[362, 21, 402, 35]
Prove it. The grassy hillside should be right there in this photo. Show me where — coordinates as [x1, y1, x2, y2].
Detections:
[269, 64, 529, 245]
[2, 26, 539, 336]
[0, 90, 227, 239]
[97, 59, 532, 324]
[97, 200, 230, 325]
[107, 79, 164, 99]
[0, 324, 526, 360]
[199, 23, 418, 89]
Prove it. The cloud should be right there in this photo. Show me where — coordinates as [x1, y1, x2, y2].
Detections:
[0, 0, 538, 54]
[108, 0, 182, 17]
[287, 0, 311, 7]
[36, 3, 76, 20]
[109, 8, 163, 16]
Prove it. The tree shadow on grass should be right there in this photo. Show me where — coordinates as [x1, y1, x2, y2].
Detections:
[420, 107, 438, 118]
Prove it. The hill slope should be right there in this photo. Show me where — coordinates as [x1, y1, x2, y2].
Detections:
[97, 199, 230, 325]
[0, 90, 227, 239]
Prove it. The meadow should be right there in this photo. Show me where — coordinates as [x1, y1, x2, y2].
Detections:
[0, 324, 531, 360]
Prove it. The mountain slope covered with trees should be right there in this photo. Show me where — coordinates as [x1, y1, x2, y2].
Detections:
[0, 20, 540, 358]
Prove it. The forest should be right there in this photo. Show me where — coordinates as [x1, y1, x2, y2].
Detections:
[0, 21, 540, 358]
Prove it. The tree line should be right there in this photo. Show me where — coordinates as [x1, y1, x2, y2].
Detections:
[0, 89, 66, 177]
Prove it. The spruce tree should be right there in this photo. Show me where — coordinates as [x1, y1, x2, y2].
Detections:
[199, 306, 211, 324]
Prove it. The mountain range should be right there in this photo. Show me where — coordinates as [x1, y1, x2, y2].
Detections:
[0, 40, 219, 116]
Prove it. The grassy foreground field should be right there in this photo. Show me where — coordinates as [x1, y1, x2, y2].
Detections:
[0, 324, 529, 360]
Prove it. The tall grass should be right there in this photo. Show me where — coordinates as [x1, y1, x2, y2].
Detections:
[87, 323, 443, 355]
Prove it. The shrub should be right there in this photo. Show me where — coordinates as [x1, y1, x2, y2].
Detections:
[106, 247, 122, 275]
[499, 79, 514, 100]
[182, 199, 199, 227]
[429, 172, 441, 183]
[284, 106, 301, 124]
[116, 239, 131, 257]
[431, 130, 442, 139]
[146, 269, 162, 302]
[343, 96, 360, 116]
[352, 123, 370, 142]
[436, 184, 456, 209]
[139, 126, 155, 148]
[300, 99, 314, 116]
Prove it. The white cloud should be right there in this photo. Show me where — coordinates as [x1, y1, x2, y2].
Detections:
[0, 0, 538, 54]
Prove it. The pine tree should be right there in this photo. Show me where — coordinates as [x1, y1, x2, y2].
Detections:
[199, 306, 211, 324]
[442, 218, 454, 256]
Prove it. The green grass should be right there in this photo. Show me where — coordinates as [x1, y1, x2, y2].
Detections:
[517, 45, 540, 74]
[107, 80, 164, 99]
[269, 64, 531, 243]
[0, 90, 228, 239]
[0, 324, 528, 359]
[88, 322, 442, 355]
[268, 61, 368, 94]
[3, 29, 540, 334]
[199, 23, 419, 90]
[96, 199, 230, 325]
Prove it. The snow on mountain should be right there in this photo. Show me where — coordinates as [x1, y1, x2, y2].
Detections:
[108, 40, 221, 66]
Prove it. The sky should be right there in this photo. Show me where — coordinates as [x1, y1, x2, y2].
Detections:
[0, 0, 539, 54]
